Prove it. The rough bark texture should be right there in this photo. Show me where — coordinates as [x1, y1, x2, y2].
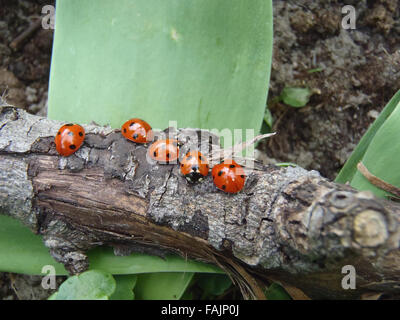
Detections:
[1, 106, 400, 299]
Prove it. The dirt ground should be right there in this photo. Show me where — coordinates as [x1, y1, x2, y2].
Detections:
[260, 0, 400, 180]
[0, 0, 399, 299]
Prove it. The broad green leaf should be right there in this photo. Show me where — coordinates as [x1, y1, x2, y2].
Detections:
[336, 89, 400, 185]
[264, 283, 291, 300]
[88, 247, 224, 275]
[110, 274, 137, 300]
[0, 215, 67, 275]
[280, 87, 312, 108]
[134, 272, 194, 300]
[347, 97, 400, 198]
[48, 292, 58, 300]
[0, 215, 224, 275]
[196, 273, 232, 298]
[54, 270, 116, 300]
[48, 0, 273, 143]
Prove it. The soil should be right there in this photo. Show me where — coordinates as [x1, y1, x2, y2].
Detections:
[0, 0, 399, 299]
[0, 272, 63, 300]
[0, 0, 53, 116]
[260, 0, 400, 180]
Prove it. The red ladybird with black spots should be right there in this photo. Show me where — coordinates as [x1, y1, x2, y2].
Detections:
[121, 118, 154, 144]
[148, 139, 180, 163]
[211, 159, 246, 193]
[180, 150, 209, 183]
[55, 123, 85, 157]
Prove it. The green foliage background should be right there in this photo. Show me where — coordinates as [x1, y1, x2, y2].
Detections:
[48, 0, 273, 135]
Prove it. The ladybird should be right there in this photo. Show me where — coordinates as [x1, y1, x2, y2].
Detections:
[211, 159, 246, 193]
[148, 139, 179, 163]
[54, 123, 85, 157]
[180, 150, 209, 183]
[121, 118, 154, 143]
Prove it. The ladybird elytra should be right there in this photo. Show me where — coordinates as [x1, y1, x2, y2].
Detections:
[148, 139, 180, 163]
[211, 159, 246, 193]
[121, 118, 154, 144]
[54, 123, 85, 157]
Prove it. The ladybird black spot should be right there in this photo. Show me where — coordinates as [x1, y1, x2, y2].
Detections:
[133, 133, 138, 139]
[57, 131, 61, 135]
[241, 175, 245, 178]
[181, 164, 184, 167]
[166, 153, 170, 158]
[123, 128, 127, 133]
[199, 155, 203, 161]
[79, 132, 83, 137]
[230, 164, 235, 168]
[130, 122, 135, 127]
[69, 144, 76, 150]
[218, 170, 223, 176]
[191, 165, 199, 171]
[222, 185, 226, 190]
[65, 123, 73, 126]
[153, 151, 157, 157]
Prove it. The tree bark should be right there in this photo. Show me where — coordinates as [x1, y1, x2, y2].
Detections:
[1, 105, 399, 299]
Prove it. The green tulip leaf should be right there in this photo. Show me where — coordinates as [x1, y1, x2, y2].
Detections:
[134, 272, 194, 300]
[110, 274, 138, 300]
[0, 216, 223, 276]
[0, 215, 67, 275]
[336, 90, 400, 198]
[48, 0, 273, 144]
[88, 247, 224, 275]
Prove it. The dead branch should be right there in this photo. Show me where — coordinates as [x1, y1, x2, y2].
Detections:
[0, 106, 399, 299]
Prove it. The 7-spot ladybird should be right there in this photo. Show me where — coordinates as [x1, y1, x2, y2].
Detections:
[148, 139, 180, 163]
[180, 150, 209, 183]
[212, 159, 246, 193]
[121, 118, 154, 143]
[55, 123, 85, 157]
